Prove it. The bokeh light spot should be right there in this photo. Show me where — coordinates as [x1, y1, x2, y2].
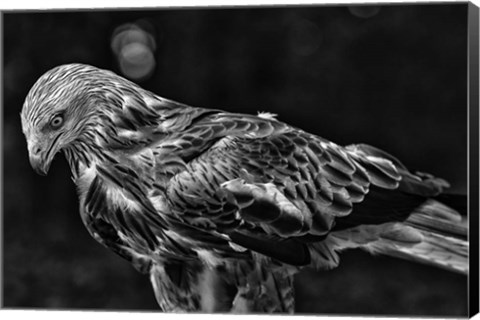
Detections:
[111, 22, 156, 82]
[119, 43, 156, 81]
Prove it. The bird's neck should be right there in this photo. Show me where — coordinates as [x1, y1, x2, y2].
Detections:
[63, 136, 109, 181]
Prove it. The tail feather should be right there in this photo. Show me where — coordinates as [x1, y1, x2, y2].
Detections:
[328, 199, 468, 275]
[405, 199, 467, 238]
[368, 229, 468, 274]
[368, 199, 468, 274]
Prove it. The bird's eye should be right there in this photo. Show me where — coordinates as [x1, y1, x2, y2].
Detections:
[50, 114, 64, 129]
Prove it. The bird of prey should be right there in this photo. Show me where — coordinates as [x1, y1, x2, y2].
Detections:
[21, 63, 468, 313]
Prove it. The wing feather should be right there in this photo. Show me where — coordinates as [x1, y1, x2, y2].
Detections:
[98, 98, 450, 266]
[164, 115, 371, 248]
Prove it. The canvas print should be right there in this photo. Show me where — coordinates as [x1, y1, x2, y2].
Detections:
[3, 3, 476, 316]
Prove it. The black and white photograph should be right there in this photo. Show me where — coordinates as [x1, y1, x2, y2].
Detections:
[2, 1, 479, 318]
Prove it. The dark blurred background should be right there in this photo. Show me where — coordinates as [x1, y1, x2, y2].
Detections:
[2, 3, 468, 316]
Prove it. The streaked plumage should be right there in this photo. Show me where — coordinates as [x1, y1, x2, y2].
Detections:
[21, 63, 468, 313]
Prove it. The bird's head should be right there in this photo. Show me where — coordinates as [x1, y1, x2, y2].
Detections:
[22, 63, 209, 176]
[21, 63, 111, 175]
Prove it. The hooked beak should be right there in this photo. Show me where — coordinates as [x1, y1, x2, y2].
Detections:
[29, 153, 51, 176]
[27, 139, 58, 176]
